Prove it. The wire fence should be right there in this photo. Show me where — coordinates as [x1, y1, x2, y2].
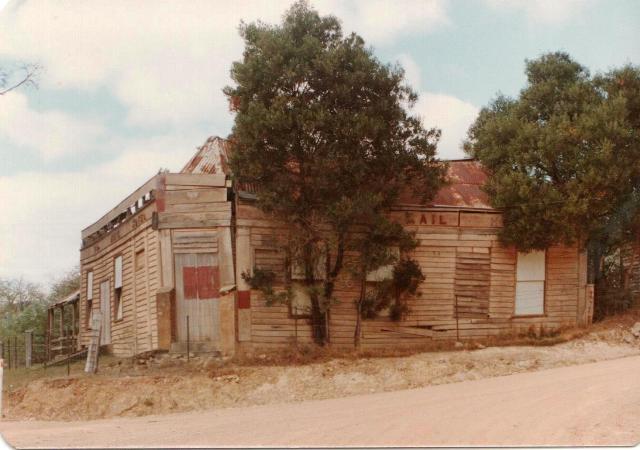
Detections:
[0, 332, 60, 369]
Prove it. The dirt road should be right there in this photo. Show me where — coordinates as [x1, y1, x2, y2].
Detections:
[2, 355, 639, 448]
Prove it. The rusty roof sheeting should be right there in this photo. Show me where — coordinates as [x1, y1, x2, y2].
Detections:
[397, 159, 492, 209]
[181, 136, 231, 175]
[431, 159, 491, 209]
[183, 137, 492, 210]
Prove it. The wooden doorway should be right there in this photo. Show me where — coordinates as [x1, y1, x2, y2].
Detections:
[99, 280, 111, 345]
[174, 253, 220, 343]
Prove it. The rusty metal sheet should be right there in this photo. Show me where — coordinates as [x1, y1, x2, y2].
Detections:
[397, 159, 492, 209]
[181, 136, 231, 175]
[183, 266, 198, 300]
[197, 265, 220, 299]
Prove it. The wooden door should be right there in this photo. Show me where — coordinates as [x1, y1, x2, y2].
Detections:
[99, 280, 111, 345]
[174, 253, 220, 343]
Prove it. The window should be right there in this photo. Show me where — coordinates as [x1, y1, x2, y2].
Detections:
[289, 282, 312, 317]
[87, 271, 93, 300]
[254, 248, 285, 283]
[114, 256, 123, 320]
[515, 250, 546, 315]
[366, 247, 400, 282]
[291, 253, 326, 281]
[455, 250, 490, 318]
[114, 256, 123, 289]
[135, 250, 145, 271]
[86, 270, 94, 330]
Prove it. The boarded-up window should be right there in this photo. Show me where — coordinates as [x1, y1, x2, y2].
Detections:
[135, 250, 145, 271]
[87, 271, 93, 300]
[515, 250, 545, 315]
[114, 255, 123, 289]
[254, 248, 285, 283]
[115, 287, 123, 320]
[454, 251, 491, 317]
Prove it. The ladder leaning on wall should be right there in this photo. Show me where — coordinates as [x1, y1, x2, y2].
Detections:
[84, 311, 103, 374]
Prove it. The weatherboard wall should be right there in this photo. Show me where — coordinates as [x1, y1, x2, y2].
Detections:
[235, 202, 590, 349]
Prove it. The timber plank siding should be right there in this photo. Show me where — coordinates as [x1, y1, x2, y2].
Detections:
[76, 137, 592, 357]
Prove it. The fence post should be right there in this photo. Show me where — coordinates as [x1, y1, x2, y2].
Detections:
[0, 358, 3, 418]
[25, 331, 33, 369]
[186, 315, 190, 362]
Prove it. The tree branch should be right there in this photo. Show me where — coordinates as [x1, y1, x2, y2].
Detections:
[0, 64, 41, 96]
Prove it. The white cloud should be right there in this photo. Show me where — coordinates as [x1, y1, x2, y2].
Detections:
[397, 54, 479, 159]
[397, 53, 423, 91]
[484, 0, 594, 24]
[0, 92, 105, 160]
[415, 92, 479, 159]
[315, 0, 450, 44]
[0, 1, 450, 127]
[0, 131, 207, 284]
[0, 1, 454, 283]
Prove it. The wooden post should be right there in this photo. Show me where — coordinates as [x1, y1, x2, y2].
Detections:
[25, 331, 32, 369]
[13, 336, 17, 368]
[0, 358, 3, 419]
[6, 340, 10, 370]
[71, 302, 76, 348]
[59, 305, 64, 343]
[186, 315, 190, 361]
[67, 335, 71, 377]
[294, 307, 298, 347]
[455, 295, 460, 342]
[46, 308, 52, 362]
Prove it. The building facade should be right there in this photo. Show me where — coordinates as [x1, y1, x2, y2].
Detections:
[77, 137, 594, 356]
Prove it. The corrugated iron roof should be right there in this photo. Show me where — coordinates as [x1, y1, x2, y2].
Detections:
[396, 159, 491, 209]
[50, 289, 80, 308]
[181, 136, 231, 175]
[431, 159, 491, 209]
[182, 137, 492, 210]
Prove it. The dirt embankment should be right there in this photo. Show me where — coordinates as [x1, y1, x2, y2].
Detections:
[4, 316, 640, 421]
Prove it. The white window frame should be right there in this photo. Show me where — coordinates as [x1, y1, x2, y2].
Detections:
[514, 250, 546, 316]
[86, 271, 94, 300]
[114, 255, 123, 289]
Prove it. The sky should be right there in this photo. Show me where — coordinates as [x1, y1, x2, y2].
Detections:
[0, 0, 639, 286]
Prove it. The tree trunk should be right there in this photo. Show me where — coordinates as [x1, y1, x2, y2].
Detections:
[309, 293, 327, 346]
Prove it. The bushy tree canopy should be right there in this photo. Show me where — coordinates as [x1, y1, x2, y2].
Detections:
[465, 52, 640, 251]
[225, 1, 445, 343]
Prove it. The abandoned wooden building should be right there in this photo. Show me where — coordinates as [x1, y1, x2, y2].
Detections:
[77, 136, 595, 356]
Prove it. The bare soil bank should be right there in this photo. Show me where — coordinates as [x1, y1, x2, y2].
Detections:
[4, 312, 640, 421]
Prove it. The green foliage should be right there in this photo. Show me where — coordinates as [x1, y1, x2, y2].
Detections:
[593, 251, 634, 321]
[0, 278, 47, 339]
[241, 268, 289, 306]
[359, 258, 425, 322]
[226, 1, 445, 344]
[465, 52, 640, 252]
[0, 267, 81, 340]
[47, 266, 80, 304]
